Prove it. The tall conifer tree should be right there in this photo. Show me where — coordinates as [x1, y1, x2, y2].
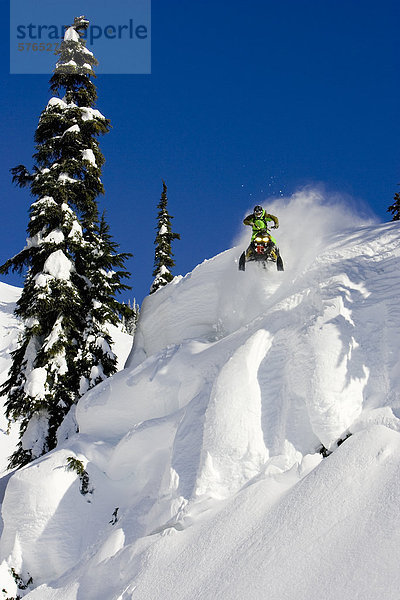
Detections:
[388, 186, 400, 221]
[0, 16, 131, 468]
[150, 181, 180, 294]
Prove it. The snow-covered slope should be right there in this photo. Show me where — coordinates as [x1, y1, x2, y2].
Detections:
[1, 191, 400, 599]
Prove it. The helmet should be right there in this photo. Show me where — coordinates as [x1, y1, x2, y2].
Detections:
[253, 205, 263, 217]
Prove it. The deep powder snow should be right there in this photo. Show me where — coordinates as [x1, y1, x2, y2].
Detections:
[1, 191, 400, 599]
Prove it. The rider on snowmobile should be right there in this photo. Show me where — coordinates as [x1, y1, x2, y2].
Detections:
[243, 205, 279, 259]
[243, 205, 279, 240]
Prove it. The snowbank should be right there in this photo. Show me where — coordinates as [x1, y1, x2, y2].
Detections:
[97, 425, 400, 600]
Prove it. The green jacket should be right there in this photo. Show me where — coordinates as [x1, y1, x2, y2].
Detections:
[243, 210, 279, 241]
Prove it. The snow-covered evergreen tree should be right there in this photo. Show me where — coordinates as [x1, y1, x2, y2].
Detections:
[388, 186, 400, 221]
[121, 299, 140, 335]
[150, 181, 180, 294]
[78, 214, 131, 395]
[0, 16, 131, 468]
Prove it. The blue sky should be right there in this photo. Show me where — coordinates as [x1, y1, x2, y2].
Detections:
[1, 0, 399, 303]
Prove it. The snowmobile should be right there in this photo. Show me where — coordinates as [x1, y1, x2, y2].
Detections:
[238, 228, 284, 272]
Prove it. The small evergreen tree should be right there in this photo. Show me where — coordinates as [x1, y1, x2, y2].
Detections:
[150, 181, 180, 294]
[78, 213, 132, 395]
[121, 299, 140, 336]
[388, 185, 400, 221]
[0, 16, 131, 468]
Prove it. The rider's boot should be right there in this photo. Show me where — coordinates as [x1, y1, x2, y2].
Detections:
[245, 245, 253, 260]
